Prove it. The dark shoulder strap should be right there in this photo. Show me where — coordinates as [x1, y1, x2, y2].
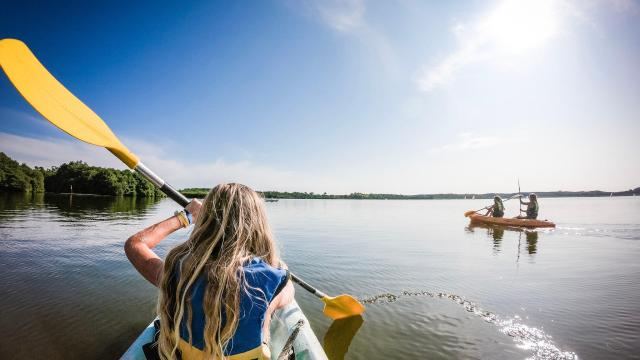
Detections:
[142, 320, 183, 360]
[272, 269, 291, 299]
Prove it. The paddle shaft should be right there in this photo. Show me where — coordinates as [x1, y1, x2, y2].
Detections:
[135, 161, 330, 300]
[469, 194, 520, 214]
[518, 179, 523, 215]
[290, 273, 328, 299]
[132, 161, 189, 207]
[470, 205, 491, 214]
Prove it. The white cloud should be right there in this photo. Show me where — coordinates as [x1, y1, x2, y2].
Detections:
[416, 0, 640, 92]
[593, 0, 640, 12]
[417, 0, 563, 92]
[1, 130, 635, 194]
[314, 0, 366, 32]
[301, 0, 399, 75]
[0, 132, 124, 169]
[431, 132, 506, 152]
[127, 144, 298, 191]
[0, 132, 301, 190]
[565, 0, 640, 34]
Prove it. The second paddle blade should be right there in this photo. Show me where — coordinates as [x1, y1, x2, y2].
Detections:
[322, 294, 365, 320]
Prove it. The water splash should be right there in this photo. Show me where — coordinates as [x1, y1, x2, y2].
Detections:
[361, 291, 578, 360]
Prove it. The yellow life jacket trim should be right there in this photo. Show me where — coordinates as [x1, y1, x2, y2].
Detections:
[178, 338, 271, 360]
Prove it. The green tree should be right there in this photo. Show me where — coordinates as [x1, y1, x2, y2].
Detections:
[0, 154, 166, 198]
[0, 152, 45, 193]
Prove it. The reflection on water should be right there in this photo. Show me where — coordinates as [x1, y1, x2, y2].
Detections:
[0, 192, 159, 219]
[525, 231, 538, 255]
[0, 193, 164, 359]
[46, 193, 160, 217]
[466, 223, 541, 256]
[323, 316, 364, 360]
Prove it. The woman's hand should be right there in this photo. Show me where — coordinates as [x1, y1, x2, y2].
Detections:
[185, 199, 203, 224]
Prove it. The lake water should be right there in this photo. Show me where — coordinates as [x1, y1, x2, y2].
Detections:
[0, 193, 638, 359]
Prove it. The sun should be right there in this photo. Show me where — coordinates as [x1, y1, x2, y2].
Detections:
[481, 0, 560, 54]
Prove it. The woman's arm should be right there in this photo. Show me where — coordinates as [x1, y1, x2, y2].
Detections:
[124, 216, 183, 287]
[271, 262, 294, 309]
[262, 261, 295, 337]
[125, 199, 202, 287]
[263, 280, 295, 339]
[271, 281, 295, 310]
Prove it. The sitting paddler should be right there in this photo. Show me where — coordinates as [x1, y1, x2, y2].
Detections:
[125, 184, 294, 360]
[484, 196, 505, 218]
[517, 193, 539, 219]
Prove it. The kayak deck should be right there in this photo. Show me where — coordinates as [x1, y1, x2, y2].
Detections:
[119, 300, 327, 360]
[466, 213, 556, 228]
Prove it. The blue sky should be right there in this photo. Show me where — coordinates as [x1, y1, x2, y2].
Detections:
[1, 0, 639, 193]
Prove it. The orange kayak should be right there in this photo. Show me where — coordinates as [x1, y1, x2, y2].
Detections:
[465, 213, 556, 228]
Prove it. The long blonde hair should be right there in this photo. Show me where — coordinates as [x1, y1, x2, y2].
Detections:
[157, 183, 280, 359]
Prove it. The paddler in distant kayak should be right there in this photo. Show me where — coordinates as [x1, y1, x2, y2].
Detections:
[484, 196, 505, 218]
[517, 193, 539, 219]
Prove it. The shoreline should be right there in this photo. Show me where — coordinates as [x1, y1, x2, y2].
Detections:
[0, 191, 160, 199]
[2, 189, 637, 200]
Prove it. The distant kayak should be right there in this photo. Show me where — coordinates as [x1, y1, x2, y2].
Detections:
[465, 213, 556, 228]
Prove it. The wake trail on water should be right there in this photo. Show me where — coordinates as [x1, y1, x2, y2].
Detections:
[360, 291, 578, 360]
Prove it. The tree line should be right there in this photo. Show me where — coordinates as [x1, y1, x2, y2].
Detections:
[3, 152, 636, 199]
[181, 188, 639, 200]
[0, 152, 163, 197]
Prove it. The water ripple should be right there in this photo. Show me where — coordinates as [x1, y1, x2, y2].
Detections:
[361, 290, 578, 360]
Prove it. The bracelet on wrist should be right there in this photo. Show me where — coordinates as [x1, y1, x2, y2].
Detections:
[174, 210, 190, 228]
[184, 209, 193, 224]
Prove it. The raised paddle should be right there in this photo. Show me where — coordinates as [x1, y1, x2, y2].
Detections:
[0, 38, 365, 320]
[518, 178, 524, 216]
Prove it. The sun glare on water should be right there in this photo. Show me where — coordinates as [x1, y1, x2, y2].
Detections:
[481, 0, 561, 54]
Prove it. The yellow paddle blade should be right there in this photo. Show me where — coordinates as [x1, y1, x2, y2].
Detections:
[321, 294, 365, 320]
[464, 210, 476, 217]
[0, 39, 138, 168]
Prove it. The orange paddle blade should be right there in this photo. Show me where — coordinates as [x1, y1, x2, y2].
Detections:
[321, 294, 365, 320]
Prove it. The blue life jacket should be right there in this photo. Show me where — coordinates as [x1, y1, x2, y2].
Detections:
[176, 257, 289, 357]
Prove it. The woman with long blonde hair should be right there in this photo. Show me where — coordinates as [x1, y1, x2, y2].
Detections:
[125, 183, 293, 359]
